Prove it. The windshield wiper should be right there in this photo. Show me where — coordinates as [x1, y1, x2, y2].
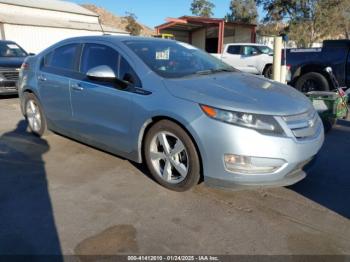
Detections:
[195, 68, 234, 75]
[211, 68, 235, 73]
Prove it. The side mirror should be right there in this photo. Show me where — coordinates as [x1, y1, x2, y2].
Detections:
[251, 51, 258, 56]
[87, 65, 116, 80]
[87, 65, 129, 88]
[28, 53, 36, 56]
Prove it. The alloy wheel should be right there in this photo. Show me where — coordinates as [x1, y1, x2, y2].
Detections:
[26, 100, 42, 132]
[149, 131, 189, 184]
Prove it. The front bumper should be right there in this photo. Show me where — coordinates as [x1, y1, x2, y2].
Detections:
[0, 81, 18, 95]
[188, 114, 324, 189]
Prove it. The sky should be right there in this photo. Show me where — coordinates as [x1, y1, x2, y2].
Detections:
[72, 0, 264, 28]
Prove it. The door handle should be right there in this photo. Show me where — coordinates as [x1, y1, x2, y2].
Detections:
[38, 75, 47, 82]
[71, 83, 84, 91]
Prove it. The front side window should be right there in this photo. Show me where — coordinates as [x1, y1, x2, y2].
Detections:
[242, 46, 260, 56]
[124, 40, 235, 78]
[0, 42, 27, 57]
[45, 44, 79, 71]
[257, 45, 273, 55]
[80, 44, 119, 74]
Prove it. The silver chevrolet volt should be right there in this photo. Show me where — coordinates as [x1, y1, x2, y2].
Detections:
[18, 36, 324, 191]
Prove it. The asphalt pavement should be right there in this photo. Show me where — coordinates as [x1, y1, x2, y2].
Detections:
[0, 96, 349, 256]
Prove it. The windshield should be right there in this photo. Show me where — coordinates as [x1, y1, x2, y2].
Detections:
[257, 45, 273, 55]
[123, 40, 236, 78]
[0, 42, 27, 57]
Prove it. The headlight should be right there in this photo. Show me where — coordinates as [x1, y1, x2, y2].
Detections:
[200, 105, 285, 136]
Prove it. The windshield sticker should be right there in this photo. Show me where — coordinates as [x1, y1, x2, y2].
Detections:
[156, 49, 170, 60]
[7, 44, 20, 49]
[177, 42, 198, 50]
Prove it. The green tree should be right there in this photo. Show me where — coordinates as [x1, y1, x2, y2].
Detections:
[256, 0, 349, 47]
[330, 0, 350, 38]
[124, 12, 142, 36]
[190, 0, 215, 17]
[226, 0, 258, 24]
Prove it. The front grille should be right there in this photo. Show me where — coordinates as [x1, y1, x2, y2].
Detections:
[0, 67, 20, 81]
[283, 109, 321, 140]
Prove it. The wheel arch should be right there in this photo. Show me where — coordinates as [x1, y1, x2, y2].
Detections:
[137, 115, 204, 181]
[20, 87, 39, 116]
[262, 63, 272, 76]
[292, 64, 333, 89]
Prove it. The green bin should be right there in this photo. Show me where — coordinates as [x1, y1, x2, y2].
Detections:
[306, 91, 349, 132]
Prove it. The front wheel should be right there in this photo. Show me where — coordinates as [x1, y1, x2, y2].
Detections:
[24, 93, 48, 137]
[263, 65, 273, 79]
[144, 120, 201, 191]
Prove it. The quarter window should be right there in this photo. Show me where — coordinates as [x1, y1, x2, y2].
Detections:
[81, 44, 119, 74]
[119, 57, 141, 87]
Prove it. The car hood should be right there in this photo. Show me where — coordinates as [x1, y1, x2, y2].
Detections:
[163, 72, 313, 116]
[0, 57, 26, 68]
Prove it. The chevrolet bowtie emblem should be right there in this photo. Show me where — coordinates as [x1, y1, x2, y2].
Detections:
[308, 119, 315, 127]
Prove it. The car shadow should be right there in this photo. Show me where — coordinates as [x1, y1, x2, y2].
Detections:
[288, 120, 350, 219]
[0, 120, 62, 257]
[0, 94, 18, 99]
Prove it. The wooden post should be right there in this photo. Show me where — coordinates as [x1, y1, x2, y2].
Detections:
[217, 21, 225, 54]
[273, 36, 283, 82]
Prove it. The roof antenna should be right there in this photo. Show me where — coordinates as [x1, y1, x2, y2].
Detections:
[98, 16, 106, 35]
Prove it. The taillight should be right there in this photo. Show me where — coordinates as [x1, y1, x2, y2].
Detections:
[21, 63, 29, 70]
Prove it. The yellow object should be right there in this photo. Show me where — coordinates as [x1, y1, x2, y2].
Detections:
[153, 34, 175, 40]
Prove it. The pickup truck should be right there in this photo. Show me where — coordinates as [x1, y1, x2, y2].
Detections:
[212, 43, 273, 78]
[0, 40, 29, 95]
[286, 40, 350, 93]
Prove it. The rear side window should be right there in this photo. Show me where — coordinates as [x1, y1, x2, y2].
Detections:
[46, 44, 79, 71]
[80, 44, 119, 74]
[227, 45, 241, 55]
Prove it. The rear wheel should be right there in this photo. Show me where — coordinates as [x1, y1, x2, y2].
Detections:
[144, 120, 201, 191]
[24, 93, 47, 137]
[263, 65, 273, 79]
[295, 72, 329, 93]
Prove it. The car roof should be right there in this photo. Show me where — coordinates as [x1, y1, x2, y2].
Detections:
[226, 43, 268, 46]
[62, 35, 174, 44]
[0, 40, 17, 44]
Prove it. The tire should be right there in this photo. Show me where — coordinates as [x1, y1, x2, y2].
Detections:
[144, 120, 201, 192]
[24, 92, 48, 137]
[263, 65, 273, 79]
[295, 72, 329, 93]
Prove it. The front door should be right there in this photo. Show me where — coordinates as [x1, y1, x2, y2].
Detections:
[70, 43, 135, 153]
[239, 46, 261, 74]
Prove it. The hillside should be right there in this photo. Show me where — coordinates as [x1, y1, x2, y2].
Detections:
[81, 4, 155, 36]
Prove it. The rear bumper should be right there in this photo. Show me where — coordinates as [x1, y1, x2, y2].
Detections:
[0, 81, 18, 95]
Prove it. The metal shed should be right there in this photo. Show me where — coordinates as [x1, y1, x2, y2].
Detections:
[156, 16, 257, 53]
[0, 0, 129, 53]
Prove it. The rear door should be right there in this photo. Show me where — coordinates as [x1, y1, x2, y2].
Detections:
[38, 43, 81, 130]
[221, 45, 243, 70]
[70, 42, 139, 153]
